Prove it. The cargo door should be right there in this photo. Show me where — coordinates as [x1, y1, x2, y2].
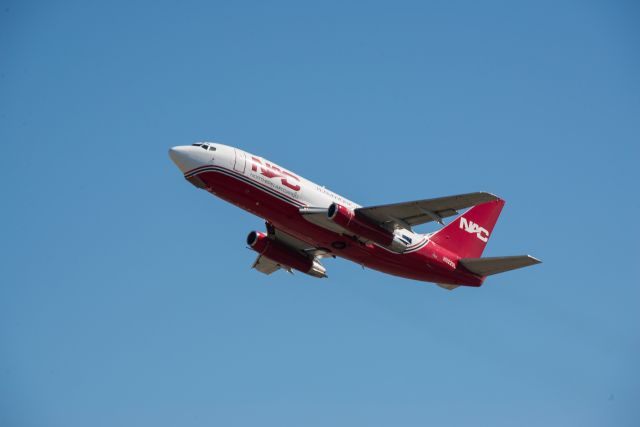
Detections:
[233, 149, 246, 173]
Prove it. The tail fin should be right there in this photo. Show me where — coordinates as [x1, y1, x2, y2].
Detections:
[430, 199, 505, 258]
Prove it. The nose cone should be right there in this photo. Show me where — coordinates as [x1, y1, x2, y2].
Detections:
[169, 146, 208, 173]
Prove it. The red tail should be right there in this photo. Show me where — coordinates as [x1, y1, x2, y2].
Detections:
[430, 199, 505, 259]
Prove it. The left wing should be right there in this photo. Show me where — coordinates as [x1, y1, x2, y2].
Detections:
[250, 222, 331, 276]
[264, 222, 332, 259]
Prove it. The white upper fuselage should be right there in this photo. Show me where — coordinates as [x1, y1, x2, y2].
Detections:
[170, 142, 362, 211]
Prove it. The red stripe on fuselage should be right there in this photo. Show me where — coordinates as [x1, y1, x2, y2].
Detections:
[186, 165, 305, 207]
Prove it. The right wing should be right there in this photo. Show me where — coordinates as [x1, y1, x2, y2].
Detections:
[300, 192, 499, 235]
[355, 192, 499, 229]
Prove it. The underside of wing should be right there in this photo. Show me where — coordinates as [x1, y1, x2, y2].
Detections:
[355, 192, 499, 229]
[265, 222, 333, 259]
[249, 222, 331, 277]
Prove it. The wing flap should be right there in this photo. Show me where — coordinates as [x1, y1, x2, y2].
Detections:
[251, 255, 281, 275]
[266, 221, 333, 259]
[355, 192, 499, 228]
[459, 255, 541, 276]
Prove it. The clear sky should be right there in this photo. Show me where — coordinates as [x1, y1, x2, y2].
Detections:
[1, 1, 639, 426]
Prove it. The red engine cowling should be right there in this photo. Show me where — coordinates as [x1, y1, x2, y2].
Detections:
[327, 203, 409, 252]
[246, 231, 326, 278]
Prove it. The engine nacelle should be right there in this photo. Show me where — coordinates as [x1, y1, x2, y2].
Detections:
[327, 203, 410, 252]
[246, 231, 326, 278]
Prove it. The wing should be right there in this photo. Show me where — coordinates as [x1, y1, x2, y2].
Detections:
[355, 192, 499, 229]
[251, 222, 332, 276]
[265, 222, 332, 259]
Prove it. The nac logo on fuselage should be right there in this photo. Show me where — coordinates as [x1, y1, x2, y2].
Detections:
[251, 157, 301, 191]
[459, 217, 489, 242]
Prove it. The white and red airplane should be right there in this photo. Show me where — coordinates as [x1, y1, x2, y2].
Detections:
[169, 142, 540, 290]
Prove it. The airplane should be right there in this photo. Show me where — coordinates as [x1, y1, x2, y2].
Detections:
[169, 142, 540, 290]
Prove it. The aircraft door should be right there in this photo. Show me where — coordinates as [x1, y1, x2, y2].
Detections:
[233, 149, 246, 173]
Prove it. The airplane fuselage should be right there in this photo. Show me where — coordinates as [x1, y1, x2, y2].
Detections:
[170, 142, 485, 286]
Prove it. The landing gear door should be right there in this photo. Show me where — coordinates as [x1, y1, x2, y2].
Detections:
[233, 149, 246, 173]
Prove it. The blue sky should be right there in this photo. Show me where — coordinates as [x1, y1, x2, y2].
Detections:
[1, 1, 639, 425]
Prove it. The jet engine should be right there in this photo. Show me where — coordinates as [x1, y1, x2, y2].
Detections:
[246, 231, 326, 278]
[327, 203, 410, 252]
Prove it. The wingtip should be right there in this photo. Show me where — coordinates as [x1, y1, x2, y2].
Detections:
[477, 192, 502, 202]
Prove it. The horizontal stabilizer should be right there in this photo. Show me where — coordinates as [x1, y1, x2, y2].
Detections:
[459, 255, 541, 276]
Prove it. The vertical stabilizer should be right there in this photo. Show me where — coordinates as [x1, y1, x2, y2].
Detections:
[430, 199, 505, 259]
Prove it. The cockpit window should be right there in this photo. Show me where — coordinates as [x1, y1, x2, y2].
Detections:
[192, 143, 216, 151]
